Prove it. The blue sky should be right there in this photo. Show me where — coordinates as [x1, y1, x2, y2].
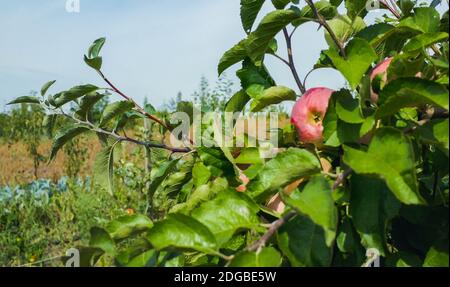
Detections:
[0, 0, 446, 108]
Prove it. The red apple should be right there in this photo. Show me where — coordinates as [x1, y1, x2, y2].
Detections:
[370, 57, 422, 103]
[291, 87, 334, 145]
[370, 57, 393, 103]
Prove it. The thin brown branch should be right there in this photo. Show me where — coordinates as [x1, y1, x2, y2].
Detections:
[123, 136, 192, 153]
[246, 211, 297, 252]
[60, 111, 191, 153]
[97, 70, 170, 130]
[380, 0, 402, 19]
[333, 168, 352, 190]
[269, 53, 290, 67]
[304, 0, 346, 58]
[282, 28, 306, 94]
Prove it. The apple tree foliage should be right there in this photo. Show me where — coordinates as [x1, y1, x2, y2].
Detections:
[8, 0, 449, 267]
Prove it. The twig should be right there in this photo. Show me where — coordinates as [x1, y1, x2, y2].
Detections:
[97, 70, 170, 130]
[246, 210, 297, 252]
[403, 118, 431, 134]
[404, 108, 449, 134]
[304, 0, 346, 58]
[380, 0, 402, 19]
[269, 53, 290, 66]
[17, 255, 63, 267]
[302, 67, 319, 90]
[282, 28, 306, 94]
[333, 168, 352, 190]
[60, 111, 191, 153]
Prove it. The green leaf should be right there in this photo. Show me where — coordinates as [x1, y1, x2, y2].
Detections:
[282, 175, 338, 245]
[147, 214, 217, 254]
[100, 100, 134, 127]
[441, 10, 449, 32]
[235, 147, 264, 165]
[43, 114, 57, 138]
[423, 241, 449, 267]
[197, 147, 235, 175]
[229, 247, 282, 267]
[387, 54, 425, 81]
[403, 32, 449, 54]
[355, 23, 407, 57]
[7, 96, 40, 105]
[75, 92, 107, 119]
[356, 23, 395, 43]
[345, 0, 368, 19]
[399, 7, 441, 34]
[50, 125, 90, 161]
[124, 250, 157, 267]
[53, 84, 99, 107]
[324, 15, 366, 49]
[84, 55, 103, 71]
[343, 127, 425, 205]
[293, 0, 337, 26]
[218, 40, 248, 75]
[192, 189, 260, 246]
[89, 227, 116, 255]
[417, 119, 449, 156]
[41, 80, 56, 97]
[237, 59, 276, 90]
[245, 9, 300, 64]
[152, 162, 193, 214]
[88, 38, 106, 58]
[377, 78, 449, 118]
[246, 148, 321, 201]
[148, 159, 181, 196]
[336, 218, 363, 257]
[337, 120, 362, 144]
[170, 177, 229, 214]
[350, 175, 401, 256]
[250, 86, 296, 112]
[323, 92, 339, 143]
[325, 38, 377, 89]
[277, 215, 334, 267]
[106, 214, 153, 241]
[83, 37, 106, 70]
[272, 0, 298, 9]
[334, 89, 365, 123]
[94, 141, 120, 195]
[397, 0, 415, 16]
[192, 162, 211, 187]
[386, 252, 423, 267]
[240, 0, 266, 33]
[225, 90, 251, 113]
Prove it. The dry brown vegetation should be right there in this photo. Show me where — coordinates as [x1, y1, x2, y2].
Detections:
[0, 139, 102, 186]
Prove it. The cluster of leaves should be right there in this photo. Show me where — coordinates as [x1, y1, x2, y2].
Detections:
[8, 0, 449, 267]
